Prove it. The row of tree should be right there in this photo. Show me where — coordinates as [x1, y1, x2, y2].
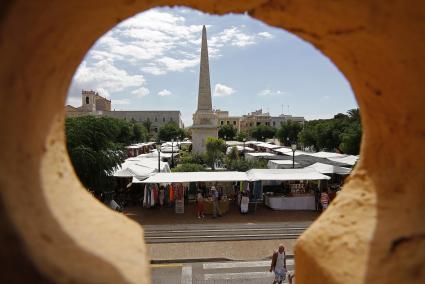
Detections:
[66, 116, 149, 193]
[66, 116, 189, 193]
[217, 108, 361, 155]
[173, 137, 267, 172]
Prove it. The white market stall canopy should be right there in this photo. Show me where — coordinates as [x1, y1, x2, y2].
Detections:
[245, 152, 278, 160]
[302, 151, 347, 159]
[327, 155, 359, 166]
[135, 168, 330, 184]
[306, 162, 352, 175]
[226, 145, 255, 154]
[246, 168, 331, 181]
[273, 147, 292, 154]
[134, 171, 248, 183]
[267, 160, 299, 169]
[112, 157, 170, 179]
[255, 142, 281, 149]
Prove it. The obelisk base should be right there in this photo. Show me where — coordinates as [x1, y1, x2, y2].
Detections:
[191, 127, 218, 154]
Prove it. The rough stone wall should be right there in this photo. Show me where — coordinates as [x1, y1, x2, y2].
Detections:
[0, 0, 424, 283]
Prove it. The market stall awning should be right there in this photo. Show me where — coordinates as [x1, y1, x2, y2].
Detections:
[246, 168, 331, 181]
[133, 171, 248, 183]
[326, 155, 359, 166]
[226, 145, 254, 154]
[112, 157, 170, 179]
[267, 160, 299, 169]
[306, 162, 352, 175]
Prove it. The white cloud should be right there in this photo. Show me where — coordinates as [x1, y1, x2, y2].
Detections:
[258, 32, 274, 39]
[67, 8, 276, 104]
[214, 83, 235, 97]
[131, 87, 150, 97]
[157, 56, 199, 72]
[66, 96, 81, 107]
[74, 60, 146, 92]
[210, 27, 256, 49]
[112, 99, 130, 105]
[158, 89, 172, 96]
[257, 89, 287, 96]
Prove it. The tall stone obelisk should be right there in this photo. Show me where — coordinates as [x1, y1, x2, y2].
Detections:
[191, 25, 218, 154]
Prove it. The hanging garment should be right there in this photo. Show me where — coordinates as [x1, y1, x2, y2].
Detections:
[170, 184, 175, 203]
[164, 185, 169, 205]
[241, 196, 249, 213]
[253, 181, 263, 201]
[159, 188, 165, 206]
[146, 184, 151, 208]
[150, 187, 155, 207]
[143, 185, 147, 207]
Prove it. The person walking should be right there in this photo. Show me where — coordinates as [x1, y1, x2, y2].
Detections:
[196, 191, 205, 219]
[211, 185, 221, 218]
[320, 189, 330, 211]
[270, 244, 287, 284]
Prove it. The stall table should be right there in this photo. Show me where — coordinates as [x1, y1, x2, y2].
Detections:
[204, 199, 230, 215]
[265, 195, 315, 210]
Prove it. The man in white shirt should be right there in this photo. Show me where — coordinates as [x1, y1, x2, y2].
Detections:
[270, 244, 287, 284]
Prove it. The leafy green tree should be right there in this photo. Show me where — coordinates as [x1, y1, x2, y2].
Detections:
[225, 157, 268, 171]
[227, 146, 239, 161]
[276, 120, 303, 146]
[236, 131, 248, 142]
[205, 137, 226, 170]
[172, 163, 206, 172]
[218, 124, 237, 140]
[65, 116, 134, 193]
[142, 118, 152, 133]
[298, 108, 362, 154]
[339, 123, 362, 154]
[250, 125, 276, 141]
[158, 122, 185, 141]
[180, 152, 208, 165]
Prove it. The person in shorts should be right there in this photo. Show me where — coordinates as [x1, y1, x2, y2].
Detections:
[270, 244, 287, 284]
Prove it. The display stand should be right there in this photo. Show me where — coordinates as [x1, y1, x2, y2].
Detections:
[175, 200, 184, 214]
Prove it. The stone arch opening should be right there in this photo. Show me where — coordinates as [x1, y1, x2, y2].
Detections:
[1, 1, 424, 284]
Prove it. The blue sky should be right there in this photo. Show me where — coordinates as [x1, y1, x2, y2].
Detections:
[67, 7, 358, 126]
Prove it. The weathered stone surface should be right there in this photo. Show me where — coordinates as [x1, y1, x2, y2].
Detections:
[0, 0, 424, 283]
[192, 25, 218, 153]
[197, 25, 213, 111]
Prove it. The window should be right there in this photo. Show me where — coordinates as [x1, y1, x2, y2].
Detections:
[169, 117, 173, 122]
[233, 121, 236, 125]
[163, 117, 165, 122]
[273, 121, 276, 126]
[221, 121, 224, 125]
[227, 121, 230, 125]
[85, 97, 89, 104]
[257, 122, 261, 126]
[250, 123, 253, 127]
[155, 117, 157, 122]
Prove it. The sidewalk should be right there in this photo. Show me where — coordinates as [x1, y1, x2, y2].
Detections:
[123, 203, 317, 262]
[124, 203, 319, 225]
[147, 239, 297, 262]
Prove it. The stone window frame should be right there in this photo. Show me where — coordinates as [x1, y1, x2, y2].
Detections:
[1, 2, 422, 284]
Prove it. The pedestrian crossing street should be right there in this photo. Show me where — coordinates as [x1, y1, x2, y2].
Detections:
[151, 259, 295, 284]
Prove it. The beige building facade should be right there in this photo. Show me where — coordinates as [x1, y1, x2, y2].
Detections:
[66, 90, 184, 132]
[217, 108, 305, 133]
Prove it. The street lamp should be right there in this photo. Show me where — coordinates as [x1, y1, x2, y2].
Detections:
[157, 141, 161, 173]
[171, 138, 174, 168]
[291, 143, 297, 168]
